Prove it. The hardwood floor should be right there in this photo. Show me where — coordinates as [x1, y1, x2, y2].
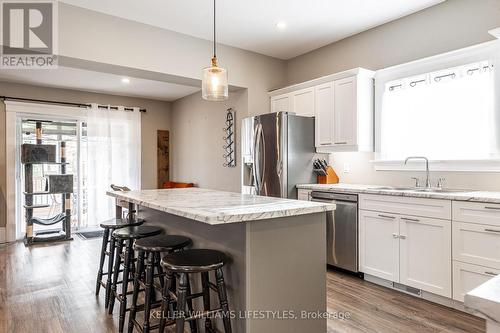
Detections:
[0, 237, 485, 333]
[327, 269, 485, 333]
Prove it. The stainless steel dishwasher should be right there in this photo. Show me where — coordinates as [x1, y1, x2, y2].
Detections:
[311, 191, 359, 273]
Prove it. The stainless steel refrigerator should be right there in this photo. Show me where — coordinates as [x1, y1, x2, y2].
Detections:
[241, 112, 316, 199]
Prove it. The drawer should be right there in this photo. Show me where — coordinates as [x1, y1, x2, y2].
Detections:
[452, 221, 500, 269]
[452, 261, 499, 302]
[453, 201, 500, 227]
[297, 189, 311, 201]
[359, 194, 451, 220]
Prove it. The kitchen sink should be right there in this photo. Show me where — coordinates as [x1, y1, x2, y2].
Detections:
[372, 186, 417, 191]
[372, 186, 470, 193]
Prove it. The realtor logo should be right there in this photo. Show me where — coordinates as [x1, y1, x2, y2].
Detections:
[1, 0, 57, 68]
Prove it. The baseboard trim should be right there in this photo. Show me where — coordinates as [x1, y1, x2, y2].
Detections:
[363, 273, 473, 315]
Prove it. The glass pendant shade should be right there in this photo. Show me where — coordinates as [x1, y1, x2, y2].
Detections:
[202, 57, 228, 101]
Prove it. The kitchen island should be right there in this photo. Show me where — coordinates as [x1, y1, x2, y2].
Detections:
[107, 188, 335, 333]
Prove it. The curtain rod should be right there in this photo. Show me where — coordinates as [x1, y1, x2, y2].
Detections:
[0, 96, 147, 113]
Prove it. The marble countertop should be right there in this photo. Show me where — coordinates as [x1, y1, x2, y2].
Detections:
[296, 183, 500, 203]
[465, 274, 500, 324]
[107, 188, 335, 225]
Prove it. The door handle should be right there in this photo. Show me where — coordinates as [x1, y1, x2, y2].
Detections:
[253, 123, 261, 194]
[378, 214, 395, 219]
[485, 271, 498, 276]
[334, 141, 347, 145]
[401, 217, 420, 222]
[484, 206, 500, 210]
[484, 228, 500, 233]
[399, 235, 407, 239]
[392, 233, 399, 238]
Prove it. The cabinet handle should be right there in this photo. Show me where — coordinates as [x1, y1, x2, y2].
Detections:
[484, 228, 500, 233]
[320, 143, 332, 146]
[378, 214, 395, 219]
[484, 271, 498, 276]
[399, 235, 407, 239]
[392, 233, 399, 238]
[484, 206, 500, 210]
[401, 217, 420, 222]
[334, 142, 347, 145]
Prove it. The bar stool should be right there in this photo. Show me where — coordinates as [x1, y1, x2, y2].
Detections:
[108, 226, 163, 333]
[128, 235, 193, 333]
[95, 217, 144, 305]
[159, 249, 232, 333]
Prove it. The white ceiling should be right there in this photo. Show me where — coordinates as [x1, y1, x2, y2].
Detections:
[59, 0, 444, 59]
[0, 66, 200, 101]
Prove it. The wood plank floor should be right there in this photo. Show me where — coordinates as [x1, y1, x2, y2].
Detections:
[0, 237, 485, 333]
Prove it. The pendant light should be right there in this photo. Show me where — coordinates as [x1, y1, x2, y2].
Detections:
[202, 0, 228, 101]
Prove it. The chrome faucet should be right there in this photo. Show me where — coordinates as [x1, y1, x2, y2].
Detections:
[404, 156, 431, 188]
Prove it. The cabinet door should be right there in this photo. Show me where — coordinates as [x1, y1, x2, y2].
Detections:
[333, 76, 357, 146]
[453, 261, 499, 302]
[291, 87, 315, 117]
[271, 94, 290, 113]
[399, 216, 452, 297]
[453, 221, 500, 269]
[314, 82, 334, 147]
[359, 210, 399, 281]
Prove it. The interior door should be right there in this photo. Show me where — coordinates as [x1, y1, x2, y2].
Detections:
[359, 210, 400, 281]
[256, 113, 285, 197]
[334, 76, 357, 146]
[399, 215, 452, 297]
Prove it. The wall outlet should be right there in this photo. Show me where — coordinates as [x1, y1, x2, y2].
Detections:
[343, 163, 350, 173]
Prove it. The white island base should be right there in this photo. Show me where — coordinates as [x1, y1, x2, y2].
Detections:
[108, 189, 333, 333]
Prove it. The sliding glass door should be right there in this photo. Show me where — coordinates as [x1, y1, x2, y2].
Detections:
[16, 116, 92, 237]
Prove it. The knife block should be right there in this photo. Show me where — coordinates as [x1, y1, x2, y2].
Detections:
[317, 166, 339, 184]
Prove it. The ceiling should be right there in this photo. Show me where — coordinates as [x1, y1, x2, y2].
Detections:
[0, 66, 200, 101]
[59, 0, 445, 59]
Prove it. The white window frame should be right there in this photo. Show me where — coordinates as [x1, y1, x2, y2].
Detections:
[372, 40, 500, 172]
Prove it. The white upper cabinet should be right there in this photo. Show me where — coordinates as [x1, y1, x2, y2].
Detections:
[270, 94, 290, 113]
[314, 82, 334, 147]
[291, 87, 315, 117]
[268, 68, 374, 152]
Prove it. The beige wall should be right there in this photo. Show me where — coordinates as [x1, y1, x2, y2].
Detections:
[0, 82, 171, 228]
[285, 0, 500, 190]
[287, 0, 500, 84]
[170, 90, 247, 192]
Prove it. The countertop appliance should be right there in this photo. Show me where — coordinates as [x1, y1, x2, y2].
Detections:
[241, 112, 315, 199]
[311, 191, 359, 273]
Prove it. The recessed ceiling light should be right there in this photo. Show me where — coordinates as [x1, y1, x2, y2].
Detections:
[121, 77, 130, 84]
[276, 21, 287, 30]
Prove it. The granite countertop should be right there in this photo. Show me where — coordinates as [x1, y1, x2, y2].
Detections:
[296, 183, 500, 203]
[107, 188, 335, 225]
[465, 274, 500, 324]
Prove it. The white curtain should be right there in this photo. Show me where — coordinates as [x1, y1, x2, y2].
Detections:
[86, 104, 141, 226]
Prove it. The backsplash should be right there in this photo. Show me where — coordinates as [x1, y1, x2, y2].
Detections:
[328, 152, 500, 191]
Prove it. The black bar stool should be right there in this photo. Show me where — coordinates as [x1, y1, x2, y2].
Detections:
[95, 217, 144, 305]
[108, 226, 163, 333]
[128, 235, 193, 333]
[159, 249, 232, 333]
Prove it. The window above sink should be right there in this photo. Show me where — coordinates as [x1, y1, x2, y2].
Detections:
[373, 40, 500, 172]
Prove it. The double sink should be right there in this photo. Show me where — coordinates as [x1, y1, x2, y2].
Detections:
[372, 186, 470, 194]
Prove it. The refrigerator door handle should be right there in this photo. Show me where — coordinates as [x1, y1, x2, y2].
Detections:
[258, 123, 266, 194]
[276, 115, 283, 196]
[253, 123, 261, 194]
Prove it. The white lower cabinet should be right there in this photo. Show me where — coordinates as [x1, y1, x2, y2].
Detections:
[359, 208, 452, 297]
[452, 221, 500, 269]
[399, 216, 451, 297]
[452, 261, 499, 302]
[359, 210, 400, 281]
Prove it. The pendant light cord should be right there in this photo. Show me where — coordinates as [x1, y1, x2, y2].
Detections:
[213, 0, 216, 59]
